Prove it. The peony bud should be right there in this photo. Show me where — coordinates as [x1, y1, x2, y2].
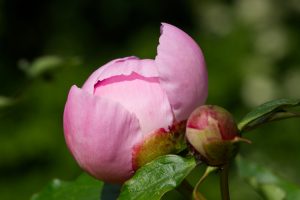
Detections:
[63, 23, 208, 183]
[186, 105, 248, 166]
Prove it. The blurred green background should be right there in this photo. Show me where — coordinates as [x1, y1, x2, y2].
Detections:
[1, 0, 300, 199]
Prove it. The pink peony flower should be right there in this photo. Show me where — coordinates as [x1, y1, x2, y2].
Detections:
[63, 23, 207, 183]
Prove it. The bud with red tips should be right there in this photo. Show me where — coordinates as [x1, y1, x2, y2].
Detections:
[186, 105, 250, 166]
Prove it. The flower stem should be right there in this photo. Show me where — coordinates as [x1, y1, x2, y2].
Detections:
[193, 166, 217, 200]
[220, 164, 230, 200]
[177, 179, 207, 200]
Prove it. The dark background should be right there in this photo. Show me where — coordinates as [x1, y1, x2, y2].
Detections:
[1, 0, 300, 199]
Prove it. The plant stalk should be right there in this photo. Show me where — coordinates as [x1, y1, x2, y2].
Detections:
[177, 180, 206, 200]
[220, 164, 230, 200]
[193, 166, 217, 200]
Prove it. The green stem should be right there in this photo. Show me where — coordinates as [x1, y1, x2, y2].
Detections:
[177, 180, 206, 200]
[220, 164, 230, 200]
[193, 166, 217, 200]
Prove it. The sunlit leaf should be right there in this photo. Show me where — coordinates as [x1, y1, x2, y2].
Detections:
[236, 156, 300, 200]
[238, 99, 300, 132]
[118, 155, 197, 200]
[0, 96, 14, 108]
[19, 56, 63, 77]
[31, 173, 103, 200]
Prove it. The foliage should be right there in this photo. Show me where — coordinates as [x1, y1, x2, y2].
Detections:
[119, 155, 196, 200]
[34, 95, 300, 200]
[1, 0, 300, 199]
[31, 174, 103, 200]
[238, 99, 300, 132]
[236, 156, 300, 200]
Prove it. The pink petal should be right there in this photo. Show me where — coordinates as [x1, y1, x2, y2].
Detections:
[94, 72, 174, 137]
[63, 86, 142, 183]
[155, 23, 208, 121]
[82, 57, 158, 94]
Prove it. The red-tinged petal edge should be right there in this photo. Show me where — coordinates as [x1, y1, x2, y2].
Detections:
[82, 57, 158, 94]
[132, 120, 187, 170]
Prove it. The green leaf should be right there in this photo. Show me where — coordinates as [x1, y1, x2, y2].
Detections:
[19, 56, 64, 77]
[238, 99, 300, 132]
[236, 156, 300, 200]
[31, 173, 103, 200]
[118, 155, 197, 200]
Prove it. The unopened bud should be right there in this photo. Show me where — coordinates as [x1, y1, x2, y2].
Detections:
[186, 105, 250, 166]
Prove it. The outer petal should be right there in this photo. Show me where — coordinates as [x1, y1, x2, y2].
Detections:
[94, 72, 174, 137]
[155, 23, 208, 121]
[63, 86, 142, 183]
[82, 57, 158, 93]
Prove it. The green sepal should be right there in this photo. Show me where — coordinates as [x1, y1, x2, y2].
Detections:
[132, 121, 187, 169]
[203, 138, 239, 166]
